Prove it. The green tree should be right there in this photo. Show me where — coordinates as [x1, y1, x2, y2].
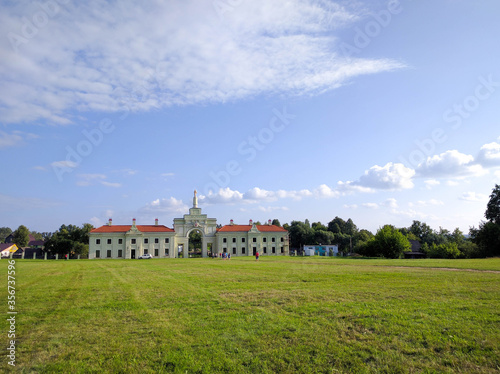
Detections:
[485, 184, 500, 224]
[311, 222, 328, 231]
[287, 221, 314, 249]
[0, 227, 12, 243]
[314, 230, 334, 245]
[13, 225, 30, 247]
[271, 219, 281, 227]
[44, 223, 95, 257]
[371, 225, 411, 259]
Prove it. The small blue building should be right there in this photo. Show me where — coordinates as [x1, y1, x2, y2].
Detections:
[303, 245, 339, 256]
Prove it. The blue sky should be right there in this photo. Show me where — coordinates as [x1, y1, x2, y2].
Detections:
[1, 0, 499, 234]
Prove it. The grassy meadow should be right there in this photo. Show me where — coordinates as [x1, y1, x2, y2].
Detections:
[1, 257, 499, 373]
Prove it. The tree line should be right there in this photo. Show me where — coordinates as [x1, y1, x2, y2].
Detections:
[1, 224, 92, 258]
[2, 184, 499, 260]
[281, 184, 500, 259]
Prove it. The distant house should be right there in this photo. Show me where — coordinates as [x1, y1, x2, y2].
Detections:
[0, 244, 18, 258]
[404, 240, 426, 259]
[4, 234, 45, 258]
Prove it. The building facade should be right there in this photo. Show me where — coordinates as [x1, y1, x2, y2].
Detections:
[89, 191, 289, 259]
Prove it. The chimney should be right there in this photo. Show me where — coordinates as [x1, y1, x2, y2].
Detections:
[155, 218, 158, 226]
[230, 219, 234, 225]
[108, 218, 112, 226]
[249, 219, 253, 225]
[132, 218, 136, 228]
[268, 219, 272, 225]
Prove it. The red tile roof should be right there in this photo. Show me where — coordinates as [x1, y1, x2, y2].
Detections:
[90, 225, 174, 233]
[217, 224, 287, 233]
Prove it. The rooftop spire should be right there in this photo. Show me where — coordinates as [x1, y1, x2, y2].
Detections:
[193, 189, 198, 208]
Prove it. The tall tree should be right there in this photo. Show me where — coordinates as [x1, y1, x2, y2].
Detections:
[271, 219, 281, 227]
[485, 184, 500, 224]
[13, 225, 30, 247]
[0, 227, 12, 243]
[371, 225, 411, 259]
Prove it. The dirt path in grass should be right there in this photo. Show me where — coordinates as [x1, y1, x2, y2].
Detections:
[386, 266, 500, 274]
[279, 261, 500, 273]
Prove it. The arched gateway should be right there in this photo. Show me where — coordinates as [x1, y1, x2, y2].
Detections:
[89, 190, 289, 259]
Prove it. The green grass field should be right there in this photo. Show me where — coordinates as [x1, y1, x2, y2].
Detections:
[2, 257, 499, 373]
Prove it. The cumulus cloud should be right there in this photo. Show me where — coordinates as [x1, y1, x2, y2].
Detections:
[362, 203, 379, 209]
[417, 150, 485, 178]
[477, 141, 500, 166]
[0, 1, 404, 125]
[141, 197, 188, 214]
[459, 192, 488, 202]
[341, 162, 415, 190]
[199, 188, 244, 205]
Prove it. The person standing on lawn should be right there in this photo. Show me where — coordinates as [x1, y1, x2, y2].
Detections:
[255, 251, 259, 261]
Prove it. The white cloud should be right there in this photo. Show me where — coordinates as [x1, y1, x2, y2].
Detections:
[140, 197, 188, 214]
[257, 206, 289, 212]
[343, 204, 358, 209]
[244, 187, 277, 202]
[343, 162, 415, 190]
[0, 1, 404, 125]
[76, 173, 121, 187]
[51, 160, 78, 169]
[424, 179, 440, 189]
[447, 180, 460, 186]
[417, 150, 485, 178]
[459, 192, 488, 202]
[314, 184, 341, 198]
[409, 199, 444, 207]
[383, 198, 398, 209]
[362, 203, 379, 209]
[199, 188, 244, 205]
[0, 130, 38, 148]
[477, 141, 500, 166]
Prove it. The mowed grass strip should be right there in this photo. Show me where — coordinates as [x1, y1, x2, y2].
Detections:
[1, 257, 499, 373]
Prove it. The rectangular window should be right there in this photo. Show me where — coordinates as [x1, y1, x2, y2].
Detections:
[263, 237, 267, 242]
[232, 238, 236, 243]
[118, 249, 123, 258]
[144, 238, 149, 244]
[131, 239, 136, 244]
[144, 249, 148, 255]
[280, 247, 284, 253]
[272, 247, 276, 254]
[165, 248, 169, 256]
[232, 247, 236, 254]
[107, 239, 112, 245]
[263, 247, 267, 254]
[155, 238, 159, 244]
[242, 238, 245, 243]
[118, 239, 123, 244]
[107, 250, 112, 258]
[252, 238, 256, 243]
[95, 250, 100, 258]
[155, 248, 159, 257]
[165, 238, 169, 244]
[96, 239, 101, 245]
[242, 247, 245, 254]
[223, 238, 227, 243]
[280, 237, 284, 242]
[272, 237, 276, 242]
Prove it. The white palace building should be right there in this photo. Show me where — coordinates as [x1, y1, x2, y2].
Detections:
[89, 191, 289, 259]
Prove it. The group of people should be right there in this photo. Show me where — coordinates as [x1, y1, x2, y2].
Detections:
[211, 252, 231, 259]
[209, 251, 261, 260]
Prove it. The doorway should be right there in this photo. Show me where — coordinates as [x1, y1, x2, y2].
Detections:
[131, 249, 136, 259]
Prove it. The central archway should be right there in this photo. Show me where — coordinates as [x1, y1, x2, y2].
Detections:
[188, 229, 202, 258]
